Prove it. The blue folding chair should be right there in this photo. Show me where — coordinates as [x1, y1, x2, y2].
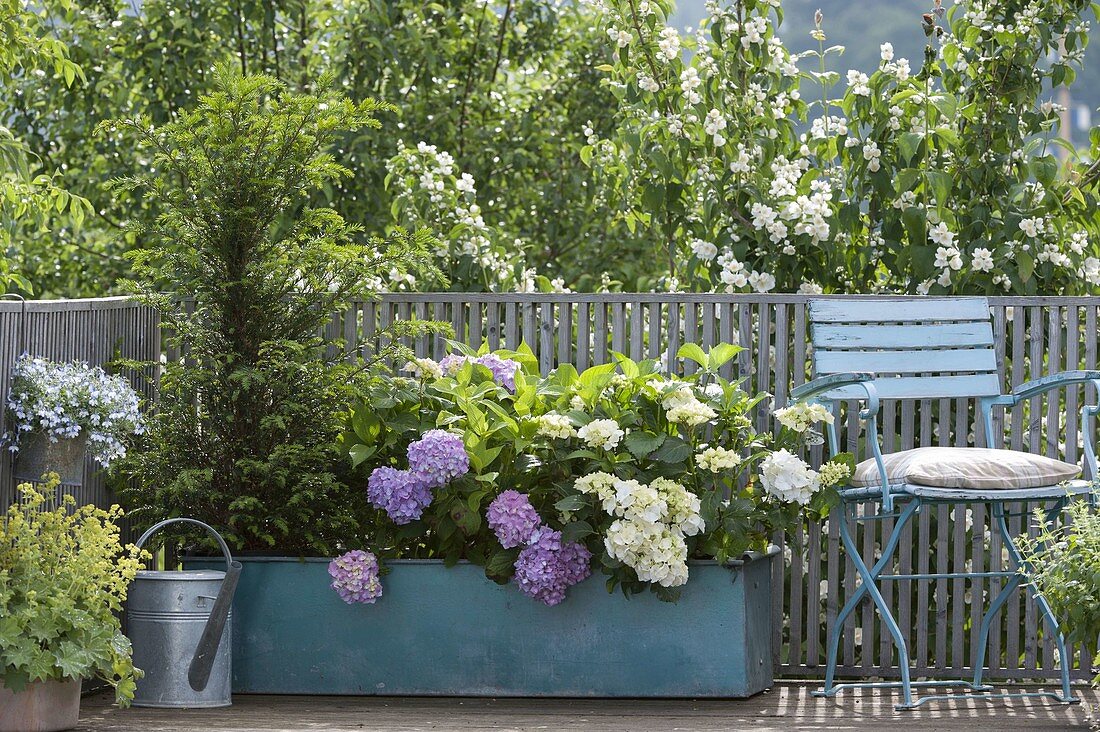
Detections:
[792, 297, 1100, 710]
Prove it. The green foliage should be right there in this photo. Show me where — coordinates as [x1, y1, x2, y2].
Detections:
[1017, 499, 1100, 681]
[1, 0, 624, 295]
[0, 477, 144, 705]
[340, 345, 844, 598]
[111, 69, 442, 554]
[0, 0, 90, 295]
[7, 0, 1100, 295]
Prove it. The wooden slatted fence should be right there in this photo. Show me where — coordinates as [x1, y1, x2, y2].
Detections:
[1, 293, 1096, 683]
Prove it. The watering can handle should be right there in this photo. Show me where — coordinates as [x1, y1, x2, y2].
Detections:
[133, 518, 242, 693]
[135, 518, 235, 573]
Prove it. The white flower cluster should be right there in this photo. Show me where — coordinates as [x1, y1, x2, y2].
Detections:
[402, 358, 443, 381]
[387, 141, 529, 291]
[660, 383, 717, 427]
[578, 418, 625, 450]
[846, 69, 870, 96]
[817, 461, 852, 488]
[760, 450, 851, 505]
[690, 238, 719, 261]
[759, 449, 822, 505]
[535, 412, 577, 440]
[657, 27, 680, 60]
[696, 445, 742, 473]
[577, 472, 704, 587]
[6, 356, 144, 467]
[773, 402, 833, 432]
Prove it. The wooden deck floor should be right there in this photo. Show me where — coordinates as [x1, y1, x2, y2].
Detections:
[76, 683, 1099, 731]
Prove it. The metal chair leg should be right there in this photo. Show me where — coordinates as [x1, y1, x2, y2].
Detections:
[814, 500, 920, 708]
[972, 504, 1020, 691]
[998, 499, 1078, 704]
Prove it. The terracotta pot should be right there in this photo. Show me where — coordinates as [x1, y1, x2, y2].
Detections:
[0, 678, 81, 732]
[12, 432, 88, 486]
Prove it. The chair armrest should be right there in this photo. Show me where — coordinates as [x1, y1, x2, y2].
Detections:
[789, 372, 875, 402]
[985, 370, 1100, 484]
[1001, 370, 1100, 403]
[789, 372, 895, 508]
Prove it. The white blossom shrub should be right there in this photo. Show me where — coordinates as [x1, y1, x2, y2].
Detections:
[581, 0, 1100, 295]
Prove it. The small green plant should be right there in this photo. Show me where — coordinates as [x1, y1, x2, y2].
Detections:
[1016, 498, 1100, 681]
[0, 476, 145, 705]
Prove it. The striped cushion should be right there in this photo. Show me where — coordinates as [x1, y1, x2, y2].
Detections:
[850, 447, 1080, 490]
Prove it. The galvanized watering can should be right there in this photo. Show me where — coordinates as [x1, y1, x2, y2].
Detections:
[128, 519, 242, 708]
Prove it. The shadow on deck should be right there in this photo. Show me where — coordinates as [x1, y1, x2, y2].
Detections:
[77, 682, 1099, 731]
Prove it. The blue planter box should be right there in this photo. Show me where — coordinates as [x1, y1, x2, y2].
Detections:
[185, 552, 777, 697]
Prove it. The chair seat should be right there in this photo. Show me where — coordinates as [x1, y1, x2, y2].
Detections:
[840, 479, 1094, 503]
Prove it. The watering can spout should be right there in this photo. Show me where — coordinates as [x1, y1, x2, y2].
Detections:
[188, 557, 241, 691]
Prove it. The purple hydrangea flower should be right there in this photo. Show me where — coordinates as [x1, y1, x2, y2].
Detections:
[367, 466, 433, 524]
[407, 429, 470, 488]
[475, 354, 521, 393]
[556, 540, 594, 586]
[487, 490, 541, 549]
[513, 527, 593, 606]
[439, 354, 469, 376]
[438, 353, 521, 392]
[328, 550, 383, 604]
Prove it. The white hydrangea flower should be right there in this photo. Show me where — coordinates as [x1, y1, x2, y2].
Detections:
[574, 471, 617, 505]
[535, 412, 577, 440]
[696, 446, 742, 473]
[577, 418, 625, 450]
[652, 477, 705, 537]
[605, 518, 690, 587]
[611, 479, 668, 523]
[760, 449, 821, 505]
[817, 460, 852, 488]
[402, 358, 443, 380]
[774, 401, 834, 432]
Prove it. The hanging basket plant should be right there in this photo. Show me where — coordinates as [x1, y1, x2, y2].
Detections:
[5, 356, 144, 484]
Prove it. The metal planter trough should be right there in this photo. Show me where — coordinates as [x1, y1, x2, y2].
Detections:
[185, 551, 778, 698]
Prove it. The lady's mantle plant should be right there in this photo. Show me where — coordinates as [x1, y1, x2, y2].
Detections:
[6, 356, 143, 467]
[0, 477, 145, 704]
[338, 343, 850, 606]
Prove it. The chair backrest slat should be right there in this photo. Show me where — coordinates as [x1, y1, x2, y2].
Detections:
[813, 322, 994, 350]
[813, 347, 997, 375]
[823, 374, 1001, 400]
[809, 297, 991, 323]
[808, 297, 1000, 401]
